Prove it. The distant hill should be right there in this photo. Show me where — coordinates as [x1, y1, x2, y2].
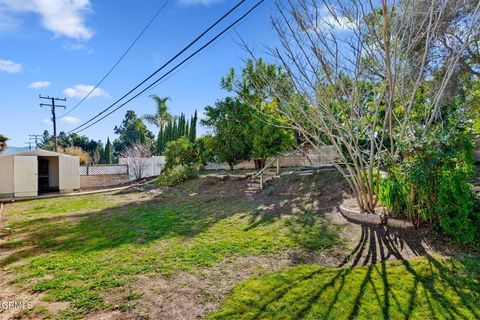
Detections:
[2, 146, 30, 154]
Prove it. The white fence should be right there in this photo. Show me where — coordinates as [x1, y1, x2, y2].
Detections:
[119, 156, 165, 180]
[204, 146, 337, 170]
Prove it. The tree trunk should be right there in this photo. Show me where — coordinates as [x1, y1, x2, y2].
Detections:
[229, 163, 234, 171]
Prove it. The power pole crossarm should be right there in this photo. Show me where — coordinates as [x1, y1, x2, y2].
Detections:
[39, 95, 67, 152]
[29, 134, 42, 149]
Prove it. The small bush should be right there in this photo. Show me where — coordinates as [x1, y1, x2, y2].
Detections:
[157, 165, 198, 187]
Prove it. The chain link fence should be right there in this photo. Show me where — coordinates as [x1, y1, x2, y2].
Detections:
[80, 164, 128, 176]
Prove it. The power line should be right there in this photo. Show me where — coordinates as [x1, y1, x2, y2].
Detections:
[60, 0, 171, 119]
[68, 0, 248, 134]
[70, 0, 264, 135]
[39, 95, 67, 151]
[72, 1, 265, 135]
[29, 134, 42, 149]
[145, 14, 254, 95]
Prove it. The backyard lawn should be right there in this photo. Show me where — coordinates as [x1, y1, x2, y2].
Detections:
[0, 172, 478, 319]
[210, 256, 480, 320]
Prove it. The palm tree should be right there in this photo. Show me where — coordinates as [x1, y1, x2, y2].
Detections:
[142, 95, 173, 128]
[0, 134, 9, 154]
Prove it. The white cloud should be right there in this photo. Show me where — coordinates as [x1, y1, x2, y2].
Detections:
[304, 5, 355, 33]
[62, 42, 87, 51]
[319, 15, 354, 31]
[63, 84, 109, 99]
[43, 118, 53, 126]
[0, 8, 20, 31]
[178, 0, 223, 6]
[0, 59, 22, 73]
[28, 81, 50, 89]
[60, 116, 80, 125]
[0, 0, 94, 40]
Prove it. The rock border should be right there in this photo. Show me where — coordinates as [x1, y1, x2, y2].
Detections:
[338, 203, 414, 229]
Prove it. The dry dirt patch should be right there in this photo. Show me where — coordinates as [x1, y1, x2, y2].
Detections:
[87, 255, 296, 320]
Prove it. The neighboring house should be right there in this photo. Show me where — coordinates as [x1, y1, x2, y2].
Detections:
[0, 149, 80, 198]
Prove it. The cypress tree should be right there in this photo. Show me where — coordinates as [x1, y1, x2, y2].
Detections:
[156, 126, 164, 155]
[189, 110, 197, 142]
[103, 137, 112, 164]
[172, 119, 178, 140]
[165, 119, 172, 145]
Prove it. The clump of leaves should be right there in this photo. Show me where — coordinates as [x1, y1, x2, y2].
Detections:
[59, 146, 90, 165]
[380, 127, 478, 245]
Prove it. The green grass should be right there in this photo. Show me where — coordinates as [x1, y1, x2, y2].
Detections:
[6, 194, 120, 216]
[209, 255, 480, 320]
[2, 179, 341, 319]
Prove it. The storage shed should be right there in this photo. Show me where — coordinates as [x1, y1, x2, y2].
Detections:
[0, 149, 80, 198]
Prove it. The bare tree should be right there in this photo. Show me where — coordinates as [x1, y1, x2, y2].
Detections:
[91, 148, 101, 165]
[244, 0, 480, 215]
[120, 141, 152, 180]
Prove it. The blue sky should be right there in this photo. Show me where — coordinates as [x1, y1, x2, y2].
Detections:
[0, 0, 278, 147]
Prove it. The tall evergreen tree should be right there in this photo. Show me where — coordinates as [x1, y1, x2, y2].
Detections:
[172, 119, 178, 140]
[156, 126, 164, 155]
[102, 137, 112, 164]
[189, 110, 197, 142]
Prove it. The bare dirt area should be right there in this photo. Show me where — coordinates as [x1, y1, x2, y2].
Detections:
[87, 255, 294, 320]
[0, 275, 69, 320]
[256, 170, 467, 267]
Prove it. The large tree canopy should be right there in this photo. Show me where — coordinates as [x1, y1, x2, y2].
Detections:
[202, 97, 252, 170]
[260, 0, 480, 214]
[113, 110, 154, 156]
[222, 58, 296, 162]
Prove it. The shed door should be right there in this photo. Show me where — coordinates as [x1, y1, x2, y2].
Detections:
[14, 156, 38, 197]
[59, 156, 80, 191]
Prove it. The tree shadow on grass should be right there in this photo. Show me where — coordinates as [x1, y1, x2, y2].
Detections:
[244, 170, 347, 233]
[339, 219, 479, 320]
[0, 188, 251, 268]
[212, 215, 479, 320]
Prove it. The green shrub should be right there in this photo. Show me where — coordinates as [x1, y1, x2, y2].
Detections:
[379, 130, 478, 245]
[378, 173, 406, 218]
[164, 137, 197, 169]
[157, 165, 198, 187]
[437, 165, 476, 244]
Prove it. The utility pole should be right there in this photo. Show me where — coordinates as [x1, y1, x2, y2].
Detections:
[24, 141, 33, 150]
[29, 134, 42, 149]
[39, 95, 67, 152]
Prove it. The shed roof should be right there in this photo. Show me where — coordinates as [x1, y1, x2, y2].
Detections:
[0, 149, 74, 158]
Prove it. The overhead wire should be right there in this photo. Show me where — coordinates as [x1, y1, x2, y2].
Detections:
[60, 0, 171, 118]
[70, 0, 266, 135]
[67, 0, 249, 134]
